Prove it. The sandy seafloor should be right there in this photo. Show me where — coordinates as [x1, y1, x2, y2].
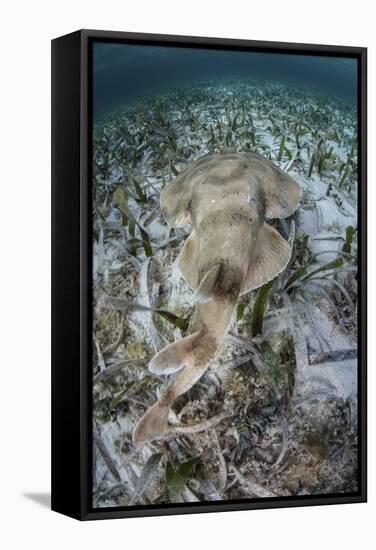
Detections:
[91, 80, 358, 507]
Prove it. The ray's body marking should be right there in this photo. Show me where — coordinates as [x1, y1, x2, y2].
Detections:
[132, 150, 300, 446]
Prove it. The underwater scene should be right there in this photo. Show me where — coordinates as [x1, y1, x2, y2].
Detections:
[91, 41, 358, 508]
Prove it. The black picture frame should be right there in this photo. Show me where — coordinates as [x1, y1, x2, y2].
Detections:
[51, 29, 367, 520]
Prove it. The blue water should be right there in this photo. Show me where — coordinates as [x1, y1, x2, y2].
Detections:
[92, 41, 357, 120]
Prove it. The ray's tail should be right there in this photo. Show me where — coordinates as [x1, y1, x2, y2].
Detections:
[132, 261, 243, 446]
[132, 329, 217, 446]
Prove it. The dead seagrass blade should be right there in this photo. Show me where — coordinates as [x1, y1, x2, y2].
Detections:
[132, 150, 300, 446]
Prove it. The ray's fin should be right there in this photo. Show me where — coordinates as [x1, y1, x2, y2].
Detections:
[132, 399, 172, 446]
[149, 331, 200, 375]
[263, 167, 301, 219]
[195, 263, 221, 303]
[241, 222, 292, 294]
[178, 230, 199, 289]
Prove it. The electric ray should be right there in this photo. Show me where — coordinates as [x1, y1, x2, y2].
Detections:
[132, 149, 300, 446]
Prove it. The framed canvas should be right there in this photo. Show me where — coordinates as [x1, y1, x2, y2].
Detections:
[51, 29, 367, 520]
